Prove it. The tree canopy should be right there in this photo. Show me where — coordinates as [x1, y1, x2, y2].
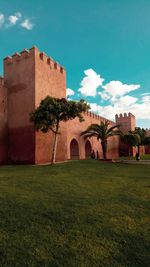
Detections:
[121, 133, 140, 157]
[30, 96, 90, 163]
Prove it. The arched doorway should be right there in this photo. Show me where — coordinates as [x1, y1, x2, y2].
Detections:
[85, 140, 92, 158]
[70, 139, 79, 159]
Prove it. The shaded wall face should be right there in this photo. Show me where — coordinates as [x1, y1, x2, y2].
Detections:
[35, 51, 67, 163]
[116, 117, 135, 133]
[4, 51, 36, 163]
[0, 80, 8, 164]
[67, 113, 120, 159]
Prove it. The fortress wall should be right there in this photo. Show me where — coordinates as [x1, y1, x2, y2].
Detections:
[145, 128, 150, 154]
[145, 128, 150, 137]
[34, 48, 67, 163]
[67, 112, 119, 159]
[3, 48, 36, 163]
[35, 51, 66, 107]
[115, 112, 136, 133]
[115, 113, 136, 157]
[0, 76, 8, 163]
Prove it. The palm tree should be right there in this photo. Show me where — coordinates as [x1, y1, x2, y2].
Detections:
[80, 121, 120, 159]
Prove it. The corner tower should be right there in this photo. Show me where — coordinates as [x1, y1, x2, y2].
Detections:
[115, 112, 136, 156]
[0, 76, 8, 164]
[3, 46, 67, 164]
[115, 112, 136, 133]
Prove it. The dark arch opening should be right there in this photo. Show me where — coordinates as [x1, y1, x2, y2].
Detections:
[70, 139, 79, 159]
[85, 140, 92, 158]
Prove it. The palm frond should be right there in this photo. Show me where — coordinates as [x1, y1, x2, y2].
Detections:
[107, 124, 120, 134]
[83, 133, 98, 140]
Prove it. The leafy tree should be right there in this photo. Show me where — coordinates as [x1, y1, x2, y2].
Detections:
[30, 96, 90, 164]
[80, 121, 120, 159]
[130, 127, 150, 155]
[143, 136, 150, 146]
[121, 133, 140, 157]
[131, 127, 146, 155]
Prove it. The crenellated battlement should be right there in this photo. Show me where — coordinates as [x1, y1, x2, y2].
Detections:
[84, 111, 115, 125]
[145, 128, 150, 137]
[0, 75, 3, 86]
[115, 112, 136, 132]
[0, 76, 5, 88]
[3, 46, 65, 74]
[115, 112, 135, 119]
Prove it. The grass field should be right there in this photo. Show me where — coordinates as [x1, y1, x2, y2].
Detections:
[115, 154, 150, 161]
[0, 160, 150, 267]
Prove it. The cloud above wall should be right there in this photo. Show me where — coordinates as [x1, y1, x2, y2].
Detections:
[20, 19, 34, 30]
[78, 69, 104, 97]
[102, 81, 140, 101]
[0, 12, 34, 30]
[0, 14, 5, 27]
[77, 68, 150, 120]
[90, 94, 150, 120]
[66, 88, 75, 96]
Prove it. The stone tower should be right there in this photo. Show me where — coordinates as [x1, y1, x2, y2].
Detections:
[3, 46, 67, 164]
[115, 112, 136, 156]
[115, 112, 136, 133]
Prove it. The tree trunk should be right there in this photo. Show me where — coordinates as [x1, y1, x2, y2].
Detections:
[138, 144, 140, 155]
[101, 140, 107, 159]
[51, 121, 59, 164]
[129, 146, 131, 158]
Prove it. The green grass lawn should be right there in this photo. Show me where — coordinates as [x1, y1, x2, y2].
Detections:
[0, 160, 150, 267]
[115, 154, 150, 161]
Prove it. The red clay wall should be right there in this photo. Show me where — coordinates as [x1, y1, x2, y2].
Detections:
[115, 112, 136, 157]
[67, 112, 120, 159]
[0, 76, 8, 164]
[34, 47, 67, 163]
[115, 113, 135, 133]
[3, 49, 36, 163]
[145, 129, 150, 154]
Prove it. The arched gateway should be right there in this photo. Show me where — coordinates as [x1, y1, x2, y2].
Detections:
[70, 139, 79, 159]
[85, 140, 92, 158]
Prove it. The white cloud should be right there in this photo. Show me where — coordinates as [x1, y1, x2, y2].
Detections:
[9, 15, 19, 25]
[98, 92, 110, 100]
[114, 95, 138, 106]
[0, 14, 4, 27]
[5, 12, 22, 28]
[66, 88, 74, 96]
[102, 81, 140, 100]
[141, 92, 150, 96]
[21, 19, 34, 30]
[90, 93, 150, 120]
[78, 68, 104, 97]
[0, 13, 34, 30]
[142, 95, 150, 102]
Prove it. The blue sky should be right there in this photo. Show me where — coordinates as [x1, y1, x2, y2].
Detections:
[0, 0, 150, 128]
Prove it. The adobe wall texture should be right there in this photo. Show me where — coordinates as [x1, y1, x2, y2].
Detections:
[67, 112, 119, 159]
[34, 47, 67, 163]
[145, 128, 150, 137]
[0, 76, 8, 164]
[145, 128, 150, 154]
[115, 113, 136, 133]
[3, 46, 67, 164]
[115, 112, 136, 156]
[3, 48, 36, 163]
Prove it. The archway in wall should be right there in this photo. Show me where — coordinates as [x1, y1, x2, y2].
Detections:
[70, 139, 79, 159]
[85, 140, 92, 158]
